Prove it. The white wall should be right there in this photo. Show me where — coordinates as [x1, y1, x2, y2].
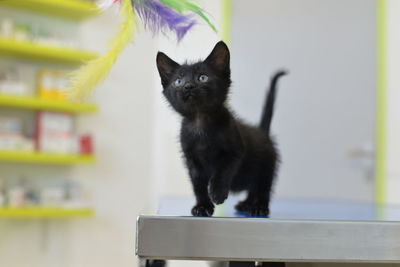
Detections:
[230, 0, 376, 202]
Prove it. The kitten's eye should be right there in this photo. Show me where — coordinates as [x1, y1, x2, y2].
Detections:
[198, 75, 208, 83]
[174, 78, 183, 86]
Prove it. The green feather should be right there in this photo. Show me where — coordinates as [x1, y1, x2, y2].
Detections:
[159, 0, 217, 32]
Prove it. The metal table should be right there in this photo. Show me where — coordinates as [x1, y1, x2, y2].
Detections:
[136, 197, 400, 265]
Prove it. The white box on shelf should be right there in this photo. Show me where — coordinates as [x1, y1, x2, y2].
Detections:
[0, 134, 34, 152]
[0, 80, 29, 96]
[36, 111, 76, 154]
[0, 117, 22, 135]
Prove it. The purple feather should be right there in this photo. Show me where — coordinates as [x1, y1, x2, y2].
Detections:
[133, 0, 196, 40]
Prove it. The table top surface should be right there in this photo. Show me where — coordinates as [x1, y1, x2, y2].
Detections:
[157, 196, 400, 221]
[137, 197, 400, 263]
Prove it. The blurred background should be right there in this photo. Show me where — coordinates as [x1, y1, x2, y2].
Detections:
[0, 0, 399, 266]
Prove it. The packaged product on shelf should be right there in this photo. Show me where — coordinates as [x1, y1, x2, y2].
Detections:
[24, 182, 40, 206]
[37, 70, 68, 101]
[0, 180, 5, 207]
[79, 134, 94, 155]
[0, 68, 29, 96]
[31, 25, 71, 48]
[40, 187, 64, 207]
[0, 80, 29, 96]
[0, 117, 22, 135]
[35, 111, 76, 154]
[0, 177, 91, 209]
[55, 71, 69, 100]
[0, 17, 72, 48]
[0, 19, 31, 41]
[14, 24, 30, 41]
[0, 117, 34, 152]
[62, 180, 90, 208]
[37, 70, 55, 99]
[0, 18, 13, 38]
[0, 135, 34, 152]
[8, 181, 26, 208]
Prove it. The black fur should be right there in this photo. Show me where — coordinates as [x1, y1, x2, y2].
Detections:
[156, 41, 286, 217]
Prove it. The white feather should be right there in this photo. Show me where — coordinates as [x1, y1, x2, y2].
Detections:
[97, 0, 116, 10]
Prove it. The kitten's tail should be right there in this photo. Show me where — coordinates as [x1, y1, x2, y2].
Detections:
[260, 70, 287, 135]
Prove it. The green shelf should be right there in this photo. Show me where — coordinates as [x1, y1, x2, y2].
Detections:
[0, 0, 99, 21]
[0, 207, 94, 218]
[0, 38, 98, 65]
[0, 94, 98, 113]
[0, 151, 95, 165]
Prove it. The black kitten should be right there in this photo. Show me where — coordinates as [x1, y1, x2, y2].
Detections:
[156, 41, 286, 217]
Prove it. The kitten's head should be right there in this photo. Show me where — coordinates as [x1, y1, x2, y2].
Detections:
[156, 41, 231, 116]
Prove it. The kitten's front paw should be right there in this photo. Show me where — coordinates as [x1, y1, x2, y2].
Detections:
[235, 200, 252, 212]
[209, 189, 229, 205]
[249, 203, 269, 217]
[209, 183, 229, 205]
[191, 203, 214, 217]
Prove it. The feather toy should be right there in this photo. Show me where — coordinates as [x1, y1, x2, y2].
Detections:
[134, 0, 196, 41]
[98, 0, 120, 10]
[68, 0, 135, 100]
[158, 0, 217, 32]
[67, 0, 216, 100]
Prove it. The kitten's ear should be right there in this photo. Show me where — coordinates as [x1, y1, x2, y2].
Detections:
[205, 41, 230, 72]
[156, 52, 180, 86]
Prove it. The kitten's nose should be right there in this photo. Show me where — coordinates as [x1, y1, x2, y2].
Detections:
[184, 83, 194, 90]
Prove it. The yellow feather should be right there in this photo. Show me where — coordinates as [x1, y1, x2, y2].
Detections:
[67, 0, 136, 101]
